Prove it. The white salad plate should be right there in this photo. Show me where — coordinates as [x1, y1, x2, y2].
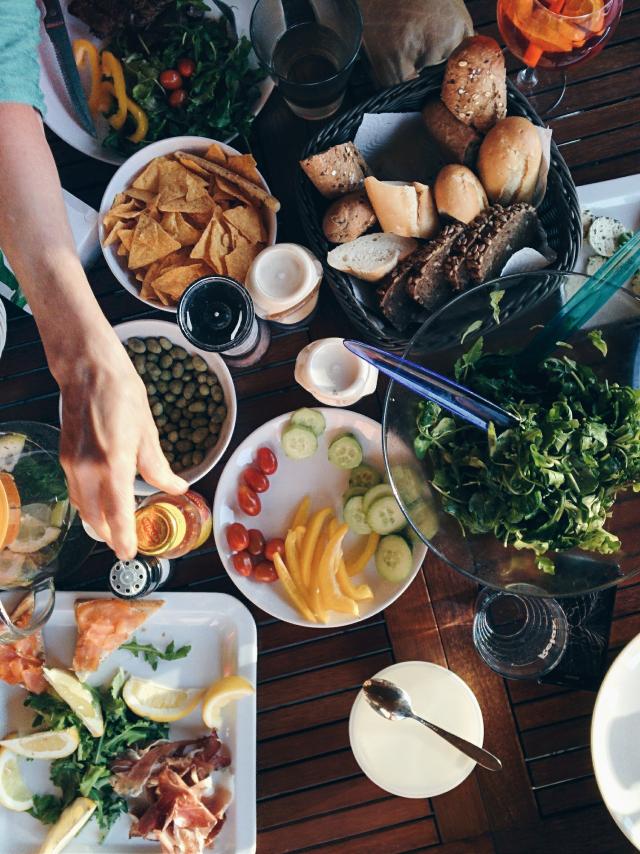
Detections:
[0, 591, 257, 854]
[213, 408, 427, 629]
[592, 631, 640, 851]
[349, 660, 484, 799]
[38, 0, 274, 165]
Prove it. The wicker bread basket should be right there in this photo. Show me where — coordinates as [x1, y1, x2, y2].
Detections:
[296, 68, 582, 349]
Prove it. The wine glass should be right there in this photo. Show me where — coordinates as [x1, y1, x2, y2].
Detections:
[497, 0, 623, 116]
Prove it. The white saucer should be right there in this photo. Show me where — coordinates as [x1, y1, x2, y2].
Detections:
[349, 660, 484, 798]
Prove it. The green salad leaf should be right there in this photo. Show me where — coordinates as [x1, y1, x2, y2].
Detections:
[414, 333, 640, 571]
[25, 670, 168, 838]
[120, 637, 191, 671]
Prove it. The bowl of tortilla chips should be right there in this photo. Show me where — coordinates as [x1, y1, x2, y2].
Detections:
[99, 136, 279, 311]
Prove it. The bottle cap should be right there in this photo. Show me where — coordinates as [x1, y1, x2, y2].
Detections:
[136, 502, 186, 556]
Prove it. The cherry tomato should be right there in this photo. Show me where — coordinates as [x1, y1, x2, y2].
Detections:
[226, 522, 249, 553]
[264, 538, 285, 562]
[237, 484, 261, 516]
[256, 446, 278, 475]
[243, 466, 269, 493]
[168, 88, 187, 108]
[159, 69, 183, 90]
[177, 57, 196, 78]
[231, 551, 252, 577]
[247, 528, 265, 556]
[254, 561, 278, 583]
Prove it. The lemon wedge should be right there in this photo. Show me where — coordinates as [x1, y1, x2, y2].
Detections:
[43, 668, 104, 737]
[0, 727, 79, 760]
[123, 677, 203, 723]
[7, 512, 60, 555]
[38, 796, 96, 854]
[202, 675, 254, 729]
[0, 746, 33, 811]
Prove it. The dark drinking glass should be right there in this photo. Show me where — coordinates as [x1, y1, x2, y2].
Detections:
[250, 0, 363, 120]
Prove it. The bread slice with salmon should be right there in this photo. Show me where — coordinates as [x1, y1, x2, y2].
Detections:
[0, 595, 47, 693]
[72, 598, 164, 681]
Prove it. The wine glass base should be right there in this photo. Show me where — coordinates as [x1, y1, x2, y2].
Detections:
[473, 589, 568, 680]
[513, 67, 567, 119]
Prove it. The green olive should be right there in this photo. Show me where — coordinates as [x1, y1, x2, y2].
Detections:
[169, 409, 181, 423]
[192, 355, 208, 373]
[204, 434, 218, 449]
[198, 384, 209, 398]
[185, 358, 194, 370]
[168, 430, 179, 443]
[181, 452, 193, 468]
[157, 380, 168, 393]
[192, 449, 205, 466]
[206, 375, 216, 386]
[128, 337, 146, 354]
[179, 418, 190, 429]
[164, 393, 177, 404]
[172, 363, 185, 379]
[178, 428, 191, 439]
[160, 354, 173, 369]
[169, 380, 183, 395]
[176, 439, 193, 452]
[191, 427, 209, 444]
[212, 388, 223, 403]
[146, 338, 162, 354]
[175, 397, 187, 409]
[182, 372, 194, 384]
[146, 353, 159, 364]
[209, 420, 220, 435]
[156, 415, 168, 428]
[207, 402, 216, 417]
[160, 369, 172, 381]
[160, 438, 172, 452]
[188, 401, 206, 413]
[159, 337, 173, 351]
[133, 355, 146, 375]
[148, 364, 163, 381]
[145, 382, 157, 396]
[183, 382, 196, 401]
[191, 416, 208, 428]
[151, 401, 164, 417]
[173, 346, 188, 361]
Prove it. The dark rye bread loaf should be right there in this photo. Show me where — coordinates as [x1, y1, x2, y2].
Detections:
[444, 208, 495, 290]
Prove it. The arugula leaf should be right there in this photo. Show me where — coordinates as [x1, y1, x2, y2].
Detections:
[120, 637, 191, 671]
[28, 793, 64, 825]
[588, 329, 608, 357]
[461, 320, 483, 344]
[490, 289, 505, 324]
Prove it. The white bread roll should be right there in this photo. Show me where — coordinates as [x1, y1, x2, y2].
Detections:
[434, 165, 488, 224]
[477, 117, 543, 205]
[364, 177, 439, 239]
[327, 233, 418, 282]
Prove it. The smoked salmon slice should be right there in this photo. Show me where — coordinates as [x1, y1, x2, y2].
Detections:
[0, 594, 47, 694]
[72, 598, 164, 680]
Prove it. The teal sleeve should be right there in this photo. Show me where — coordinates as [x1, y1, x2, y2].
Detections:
[0, 0, 45, 115]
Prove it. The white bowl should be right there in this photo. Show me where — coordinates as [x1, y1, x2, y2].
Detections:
[99, 135, 278, 312]
[114, 319, 237, 495]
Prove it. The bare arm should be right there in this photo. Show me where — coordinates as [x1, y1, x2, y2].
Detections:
[0, 104, 185, 557]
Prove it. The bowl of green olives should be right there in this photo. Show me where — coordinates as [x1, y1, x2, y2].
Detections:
[113, 319, 237, 495]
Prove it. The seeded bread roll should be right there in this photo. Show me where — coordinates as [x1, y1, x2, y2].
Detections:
[323, 192, 377, 244]
[434, 165, 488, 224]
[477, 117, 543, 205]
[300, 142, 370, 199]
[421, 98, 483, 167]
[441, 35, 507, 133]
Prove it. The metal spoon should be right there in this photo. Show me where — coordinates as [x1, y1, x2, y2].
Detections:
[362, 677, 502, 772]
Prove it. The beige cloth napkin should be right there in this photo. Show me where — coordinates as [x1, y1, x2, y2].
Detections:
[360, 0, 474, 87]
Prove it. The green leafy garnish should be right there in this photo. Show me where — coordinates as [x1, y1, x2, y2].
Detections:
[12, 451, 67, 504]
[415, 331, 640, 571]
[25, 670, 168, 838]
[588, 329, 608, 357]
[490, 289, 505, 323]
[120, 637, 191, 671]
[461, 320, 483, 344]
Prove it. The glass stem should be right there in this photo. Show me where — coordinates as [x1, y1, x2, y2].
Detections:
[517, 65, 539, 93]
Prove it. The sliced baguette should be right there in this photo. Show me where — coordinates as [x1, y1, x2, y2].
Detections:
[327, 233, 418, 282]
[364, 177, 439, 239]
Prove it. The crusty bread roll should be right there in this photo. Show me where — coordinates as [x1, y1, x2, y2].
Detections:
[477, 117, 543, 205]
[434, 165, 488, 224]
[322, 191, 377, 244]
[441, 35, 506, 133]
[300, 142, 370, 199]
[364, 177, 439, 239]
[421, 98, 483, 167]
[327, 233, 418, 282]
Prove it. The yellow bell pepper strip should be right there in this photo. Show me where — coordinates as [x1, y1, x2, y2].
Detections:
[273, 553, 317, 623]
[318, 524, 358, 617]
[72, 39, 103, 114]
[308, 524, 329, 623]
[102, 82, 149, 144]
[291, 495, 311, 530]
[337, 558, 373, 601]
[346, 532, 380, 576]
[300, 507, 332, 588]
[101, 51, 128, 130]
[284, 527, 306, 596]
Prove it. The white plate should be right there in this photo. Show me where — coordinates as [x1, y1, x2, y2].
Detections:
[99, 135, 277, 313]
[38, 1, 274, 165]
[0, 591, 257, 853]
[349, 661, 484, 799]
[592, 631, 640, 851]
[213, 408, 426, 628]
[577, 175, 640, 275]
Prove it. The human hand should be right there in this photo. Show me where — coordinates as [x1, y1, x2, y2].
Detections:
[57, 329, 187, 559]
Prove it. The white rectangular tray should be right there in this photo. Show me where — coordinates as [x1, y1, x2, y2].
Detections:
[577, 173, 640, 272]
[0, 591, 257, 854]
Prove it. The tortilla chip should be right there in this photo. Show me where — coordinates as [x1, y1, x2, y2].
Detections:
[119, 228, 135, 252]
[160, 211, 202, 247]
[158, 192, 214, 215]
[125, 187, 158, 204]
[208, 216, 230, 273]
[187, 210, 214, 229]
[224, 232, 260, 283]
[128, 213, 181, 269]
[103, 220, 131, 248]
[226, 153, 262, 184]
[190, 215, 216, 261]
[156, 161, 207, 209]
[214, 176, 253, 205]
[178, 156, 212, 179]
[223, 205, 265, 244]
[132, 158, 165, 192]
[205, 144, 227, 164]
[151, 262, 211, 303]
[111, 191, 127, 207]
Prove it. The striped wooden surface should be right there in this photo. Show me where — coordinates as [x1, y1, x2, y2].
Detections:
[2, 0, 640, 850]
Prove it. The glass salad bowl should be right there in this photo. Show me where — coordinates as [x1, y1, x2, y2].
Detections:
[383, 272, 640, 678]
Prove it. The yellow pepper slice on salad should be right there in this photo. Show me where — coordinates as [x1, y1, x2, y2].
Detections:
[101, 51, 128, 130]
[72, 39, 103, 114]
[102, 82, 149, 144]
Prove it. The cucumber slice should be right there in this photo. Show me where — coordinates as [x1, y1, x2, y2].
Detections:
[409, 497, 439, 542]
[390, 464, 424, 507]
[343, 495, 372, 535]
[349, 464, 382, 490]
[366, 495, 406, 535]
[362, 483, 393, 515]
[291, 407, 326, 436]
[328, 434, 363, 469]
[342, 486, 368, 506]
[281, 424, 318, 460]
[375, 535, 413, 582]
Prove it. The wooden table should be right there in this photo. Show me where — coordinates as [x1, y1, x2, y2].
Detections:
[2, 0, 640, 850]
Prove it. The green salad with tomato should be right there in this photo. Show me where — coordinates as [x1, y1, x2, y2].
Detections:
[104, 0, 267, 155]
